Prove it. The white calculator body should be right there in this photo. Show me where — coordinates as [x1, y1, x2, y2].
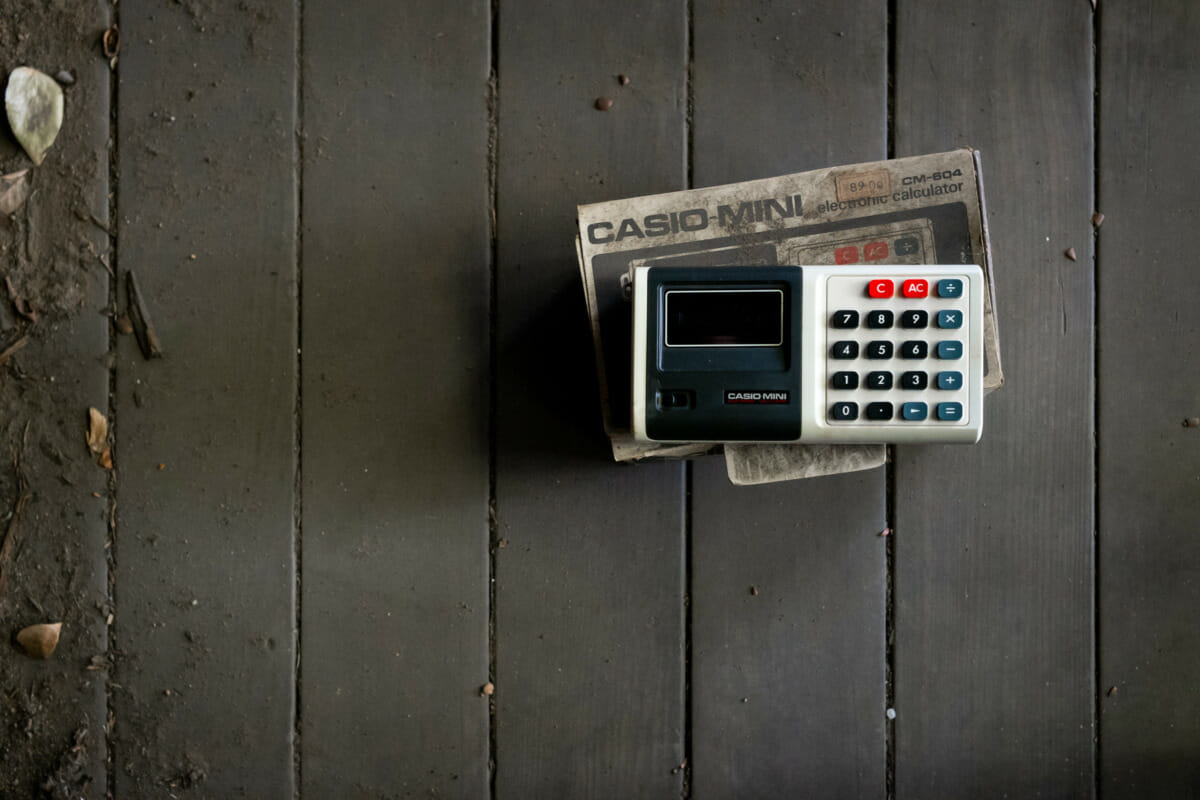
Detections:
[631, 264, 985, 444]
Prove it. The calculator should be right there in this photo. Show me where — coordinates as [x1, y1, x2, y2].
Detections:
[631, 264, 984, 444]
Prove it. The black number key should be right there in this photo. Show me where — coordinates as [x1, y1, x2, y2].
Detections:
[867, 371, 893, 390]
[830, 402, 859, 421]
[832, 340, 859, 359]
[831, 310, 859, 329]
[831, 371, 858, 390]
[865, 341, 893, 359]
[900, 309, 928, 329]
[866, 310, 894, 329]
[900, 340, 928, 359]
[901, 371, 928, 390]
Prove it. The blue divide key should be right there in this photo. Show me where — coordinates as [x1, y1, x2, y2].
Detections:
[937, 278, 963, 298]
[936, 340, 963, 359]
[902, 402, 928, 421]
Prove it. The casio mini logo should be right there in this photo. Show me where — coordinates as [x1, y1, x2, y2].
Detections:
[725, 391, 790, 404]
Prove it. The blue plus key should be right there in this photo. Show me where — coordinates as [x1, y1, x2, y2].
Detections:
[937, 279, 963, 298]
[937, 371, 963, 390]
[902, 402, 928, 421]
[937, 402, 963, 421]
[936, 340, 963, 359]
[937, 309, 962, 329]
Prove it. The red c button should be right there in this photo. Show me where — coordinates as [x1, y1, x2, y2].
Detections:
[868, 279, 894, 299]
[902, 279, 929, 298]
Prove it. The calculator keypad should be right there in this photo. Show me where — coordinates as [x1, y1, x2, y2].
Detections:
[826, 273, 972, 427]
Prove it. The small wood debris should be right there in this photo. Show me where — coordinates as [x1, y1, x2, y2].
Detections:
[1091, 212, 1105, 228]
[16, 621, 62, 659]
[6, 276, 38, 323]
[1183, 417, 1200, 428]
[0, 170, 31, 215]
[86, 407, 108, 455]
[617, 74, 630, 86]
[113, 314, 133, 335]
[1064, 247, 1077, 261]
[0, 335, 27, 367]
[126, 270, 163, 359]
[480, 681, 495, 697]
[1107, 685, 1118, 697]
[102, 26, 120, 68]
[0, 465, 31, 596]
[879, 527, 892, 537]
[749, 585, 758, 596]
[40, 727, 90, 797]
[497, 537, 508, 549]
[594, 97, 613, 111]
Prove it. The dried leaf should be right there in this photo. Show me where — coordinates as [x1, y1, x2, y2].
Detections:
[0, 170, 30, 215]
[87, 407, 108, 455]
[5, 67, 64, 166]
[16, 621, 62, 659]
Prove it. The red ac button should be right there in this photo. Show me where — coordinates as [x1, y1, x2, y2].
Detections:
[867, 279, 894, 299]
[902, 279, 929, 298]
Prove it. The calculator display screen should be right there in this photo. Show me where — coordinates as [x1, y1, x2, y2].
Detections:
[664, 289, 783, 347]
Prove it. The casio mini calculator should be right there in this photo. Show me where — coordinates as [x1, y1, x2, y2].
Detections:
[631, 264, 984, 444]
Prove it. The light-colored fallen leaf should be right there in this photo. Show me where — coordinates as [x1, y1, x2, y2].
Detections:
[0, 170, 30, 215]
[5, 67, 64, 165]
[87, 407, 108, 455]
[16, 621, 62, 659]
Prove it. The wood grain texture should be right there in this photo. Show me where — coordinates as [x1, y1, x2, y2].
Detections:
[112, 2, 298, 795]
[299, 0, 491, 795]
[688, 3, 888, 796]
[892, 2, 1095, 796]
[0, 3, 112, 796]
[1098, 2, 1200, 796]
[493, 2, 687, 796]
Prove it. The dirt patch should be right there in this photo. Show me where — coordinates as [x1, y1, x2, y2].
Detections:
[0, 3, 114, 797]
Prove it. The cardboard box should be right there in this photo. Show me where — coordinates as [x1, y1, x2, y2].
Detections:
[577, 149, 1002, 483]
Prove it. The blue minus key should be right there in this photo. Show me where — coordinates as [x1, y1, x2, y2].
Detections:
[937, 402, 963, 421]
[937, 340, 963, 359]
[902, 402, 928, 421]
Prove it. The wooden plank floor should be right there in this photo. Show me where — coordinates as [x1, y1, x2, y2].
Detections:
[1, 0, 1199, 797]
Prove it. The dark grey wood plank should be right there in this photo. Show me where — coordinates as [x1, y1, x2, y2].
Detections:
[893, 2, 1094, 796]
[493, 3, 687, 796]
[0, 4, 112, 797]
[688, 3, 888, 796]
[113, 2, 297, 795]
[299, 0, 491, 795]
[1098, 3, 1200, 796]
